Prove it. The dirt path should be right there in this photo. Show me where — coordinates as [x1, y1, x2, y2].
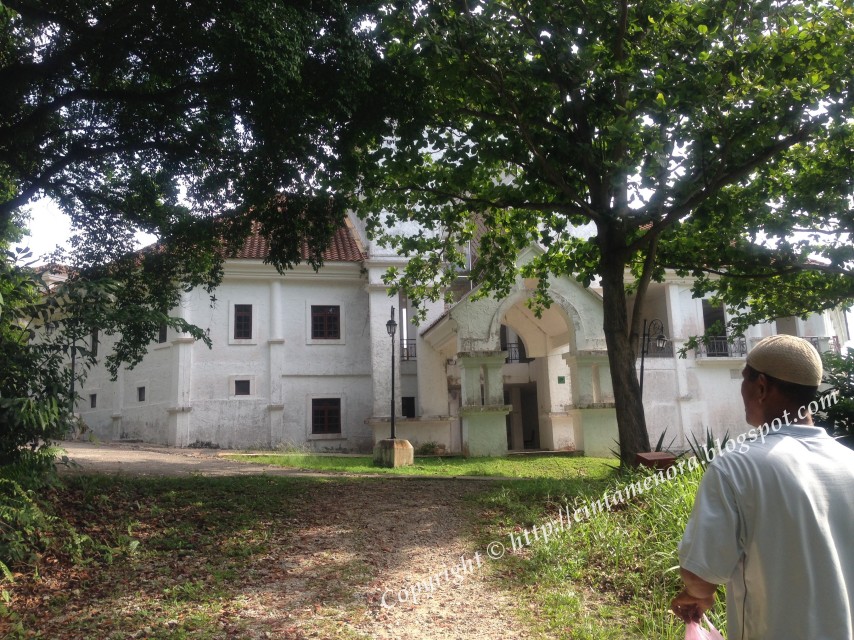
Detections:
[58, 440, 337, 477]
[56, 441, 535, 639]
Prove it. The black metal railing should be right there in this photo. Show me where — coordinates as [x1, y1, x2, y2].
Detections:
[806, 335, 842, 354]
[401, 339, 416, 361]
[504, 342, 533, 363]
[698, 336, 747, 358]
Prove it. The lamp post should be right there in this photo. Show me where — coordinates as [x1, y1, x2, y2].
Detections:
[386, 306, 397, 439]
[639, 318, 668, 398]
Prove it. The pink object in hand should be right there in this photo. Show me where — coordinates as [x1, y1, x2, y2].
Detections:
[685, 615, 725, 640]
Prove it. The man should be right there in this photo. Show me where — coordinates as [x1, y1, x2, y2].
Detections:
[672, 334, 854, 639]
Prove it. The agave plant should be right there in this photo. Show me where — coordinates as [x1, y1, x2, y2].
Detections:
[687, 429, 731, 472]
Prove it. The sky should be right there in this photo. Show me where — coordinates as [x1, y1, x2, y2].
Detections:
[15, 197, 73, 261]
[15, 197, 156, 262]
[14, 196, 854, 349]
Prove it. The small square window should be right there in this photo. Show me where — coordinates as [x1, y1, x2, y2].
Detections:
[234, 379, 251, 396]
[137, 386, 146, 402]
[311, 398, 341, 434]
[158, 323, 168, 343]
[311, 306, 340, 340]
[234, 304, 253, 340]
[90, 393, 97, 409]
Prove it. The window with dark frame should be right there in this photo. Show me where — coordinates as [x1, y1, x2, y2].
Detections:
[158, 323, 168, 343]
[90, 393, 97, 409]
[137, 386, 146, 402]
[311, 398, 341, 434]
[234, 304, 253, 340]
[311, 305, 340, 340]
[234, 379, 251, 396]
[402, 396, 416, 418]
[702, 300, 728, 357]
[90, 328, 99, 357]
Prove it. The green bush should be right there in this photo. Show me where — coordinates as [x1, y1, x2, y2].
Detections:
[819, 350, 854, 448]
[0, 478, 54, 575]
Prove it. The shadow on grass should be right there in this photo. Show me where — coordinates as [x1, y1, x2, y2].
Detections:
[10, 473, 601, 639]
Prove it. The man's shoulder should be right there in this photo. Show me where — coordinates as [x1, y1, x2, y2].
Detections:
[708, 430, 854, 485]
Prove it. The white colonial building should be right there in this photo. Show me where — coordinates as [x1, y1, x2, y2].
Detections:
[70, 213, 850, 457]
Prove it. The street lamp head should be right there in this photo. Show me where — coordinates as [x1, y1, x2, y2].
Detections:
[655, 333, 667, 349]
[387, 306, 397, 338]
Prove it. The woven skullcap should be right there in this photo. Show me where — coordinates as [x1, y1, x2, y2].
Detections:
[746, 335, 823, 387]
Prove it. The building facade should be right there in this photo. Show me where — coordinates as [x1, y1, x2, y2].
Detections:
[72, 214, 850, 456]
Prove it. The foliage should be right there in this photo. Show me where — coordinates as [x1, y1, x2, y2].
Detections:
[357, 0, 854, 466]
[818, 349, 854, 446]
[0, 247, 72, 463]
[414, 440, 443, 455]
[0, 479, 54, 574]
[654, 429, 677, 453]
[2, 212, 203, 459]
[0, 447, 87, 594]
[687, 429, 731, 472]
[0, 1, 408, 464]
[0, 0, 405, 373]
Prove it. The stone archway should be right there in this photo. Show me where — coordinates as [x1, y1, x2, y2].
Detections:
[419, 260, 618, 457]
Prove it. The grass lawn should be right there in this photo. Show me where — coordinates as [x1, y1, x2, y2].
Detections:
[468, 463, 727, 639]
[223, 451, 619, 479]
[2, 454, 716, 639]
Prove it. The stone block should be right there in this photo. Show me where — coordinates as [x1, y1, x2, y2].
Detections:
[635, 451, 677, 469]
[373, 438, 414, 468]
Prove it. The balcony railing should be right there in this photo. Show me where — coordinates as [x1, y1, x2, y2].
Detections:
[698, 336, 747, 358]
[505, 342, 532, 363]
[401, 338, 416, 361]
[806, 335, 842, 354]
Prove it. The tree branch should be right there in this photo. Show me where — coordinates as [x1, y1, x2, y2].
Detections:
[664, 261, 853, 280]
[655, 118, 823, 228]
[629, 233, 660, 348]
[374, 184, 590, 217]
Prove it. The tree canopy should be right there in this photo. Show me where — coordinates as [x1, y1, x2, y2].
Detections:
[0, 0, 406, 369]
[358, 0, 854, 465]
[0, 0, 410, 454]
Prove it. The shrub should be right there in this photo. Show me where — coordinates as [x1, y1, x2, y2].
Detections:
[818, 350, 854, 448]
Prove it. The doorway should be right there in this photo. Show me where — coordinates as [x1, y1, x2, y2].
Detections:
[505, 383, 540, 450]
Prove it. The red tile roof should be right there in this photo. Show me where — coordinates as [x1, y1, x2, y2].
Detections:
[231, 220, 365, 263]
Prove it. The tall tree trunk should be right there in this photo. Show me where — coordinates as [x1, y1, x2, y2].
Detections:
[598, 245, 651, 467]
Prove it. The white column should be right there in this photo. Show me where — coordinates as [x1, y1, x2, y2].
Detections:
[169, 290, 194, 446]
[665, 283, 689, 446]
[268, 279, 285, 445]
[367, 284, 400, 418]
[416, 298, 450, 417]
[457, 351, 510, 457]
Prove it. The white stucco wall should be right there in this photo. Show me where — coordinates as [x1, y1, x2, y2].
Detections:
[75, 260, 377, 451]
[71, 255, 847, 458]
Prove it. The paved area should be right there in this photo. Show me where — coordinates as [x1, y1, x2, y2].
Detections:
[57, 440, 336, 477]
[55, 440, 513, 480]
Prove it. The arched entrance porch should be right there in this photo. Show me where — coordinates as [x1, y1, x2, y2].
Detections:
[418, 268, 617, 456]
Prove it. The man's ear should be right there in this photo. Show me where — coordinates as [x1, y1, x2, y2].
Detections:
[757, 373, 778, 401]
[756, 373, 771, 402]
